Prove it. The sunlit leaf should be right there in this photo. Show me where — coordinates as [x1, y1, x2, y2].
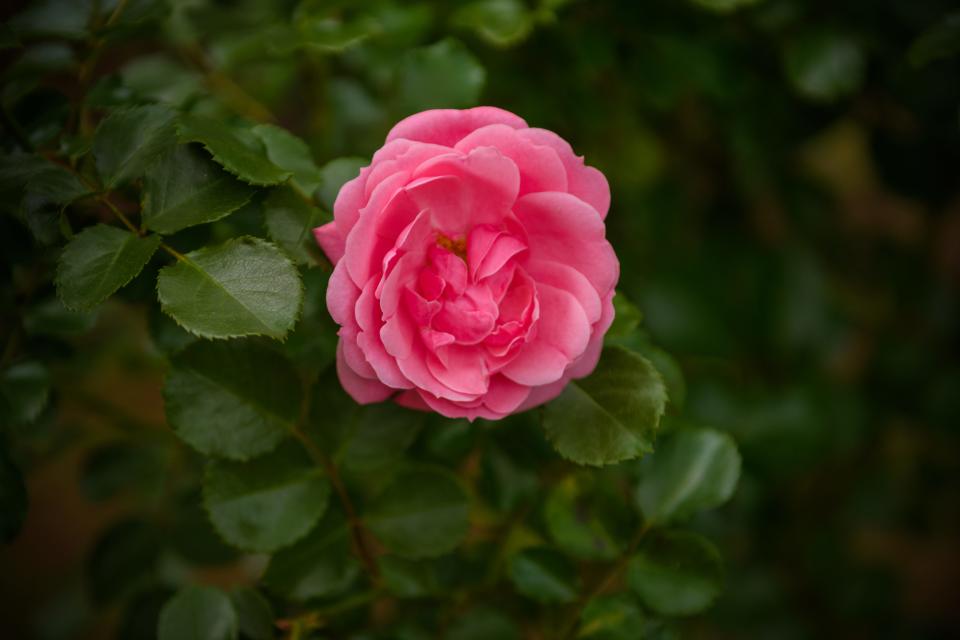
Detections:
[158, 586, 238, 640]
[93, 105, 177, 187]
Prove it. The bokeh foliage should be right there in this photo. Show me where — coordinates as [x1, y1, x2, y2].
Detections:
[1, 0, 959, 639]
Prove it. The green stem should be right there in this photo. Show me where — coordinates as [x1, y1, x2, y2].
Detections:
[558, 522, 652, 640]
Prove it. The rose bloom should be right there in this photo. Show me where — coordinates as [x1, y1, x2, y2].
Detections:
[313, 107, 618, 420]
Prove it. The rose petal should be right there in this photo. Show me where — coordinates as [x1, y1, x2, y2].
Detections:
[456, 124, 568, 195]
[386, 106, 528, 147]
[313, 222, 344, 264]
[336, 340, 394, 404]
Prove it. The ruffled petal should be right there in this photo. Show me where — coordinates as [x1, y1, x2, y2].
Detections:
[386, 106, 527, 147]
[517, 127, 610, 218]
[336, 340, 395, 404]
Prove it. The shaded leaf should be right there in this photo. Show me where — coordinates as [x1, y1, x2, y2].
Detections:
[93, 105, 177, 187]
[507, 546, 580, 604]
[784, 31, 865, 102]
[0, 444, 27, 543]
[252, 124, 323, 194]
[451, 0, 534, 48]
[542, 346, 666, 466]
[80, 441, 165, 502]
[178, 115, 291, 186]
[397, 39, 486, 113]
[87, 518, 162, 604]
[366, 468, 469, 558]
[627, 531, 723, 616]
[544, 474, 630, 561]
[263, 508, 361, 601]
[158, 586, 238, 640]
[447, 606, 521, 640]
[578, 594, 646, 640]
[634, 427, 741, 524]
[142, 144, 255, 234]
[164, 339, 302, 460]
[229, 588, 273, 640]
[204, 442, 331, 552]
[0, 361, 50, 427]
[263, 186, 327, 265]
[909, 13, 960, 67]
[316, 157, 366, 210]
[156, 236, 302, 340]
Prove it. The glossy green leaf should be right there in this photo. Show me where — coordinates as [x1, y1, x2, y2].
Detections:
[142, 144, 255, 234]
[93, 105, 177, 188]
[56, 225, 160, 311]
[0, 361, 50, 427]
[542, 346, 667, 466]
[204, 442, 330, 552]
[252, 124, 323, 194]
[627, 531, 723, 616]
[178, 115, 291, 186]
[366, 468, 469, 558]
[784, 31, 865, 102]
[158, 586, 238, 640]
[606, 291, 643, 339]
[316, 157, 366, 210]
[164, 339, 302, 460]
[156, 236, 303, 340]
[634, 427, 741, 524]
[229, 588, 273, 640]
[263, 509, 361, 601]
[0, 445, 27, 543]
[578, 594, 646, 640]
[507, 547, 580, 604]
[263, 186, 327, 265]
[397, 39, 486, 112]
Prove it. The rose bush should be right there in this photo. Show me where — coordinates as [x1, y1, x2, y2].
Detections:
[314, 107, 619, 420]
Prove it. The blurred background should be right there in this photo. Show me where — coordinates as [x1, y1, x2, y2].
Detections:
[2, 0, 960, 638]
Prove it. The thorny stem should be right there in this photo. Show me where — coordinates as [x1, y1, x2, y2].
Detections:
[558, 522, 652, 640]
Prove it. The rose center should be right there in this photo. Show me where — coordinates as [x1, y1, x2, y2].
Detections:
[436, 234, 467, 261]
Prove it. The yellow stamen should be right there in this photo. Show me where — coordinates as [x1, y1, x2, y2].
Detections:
[437, 234, 467, 260]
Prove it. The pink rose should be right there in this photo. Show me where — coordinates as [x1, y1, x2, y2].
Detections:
[313, 107, 618, 420]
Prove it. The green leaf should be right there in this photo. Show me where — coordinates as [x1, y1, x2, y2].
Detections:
[634, 427, 741, 524]
[542, 346, 667, 466]
[316, 157, 366, 210]
[178, 115, 291, 186]
[627, 531, 723, 616]
[164, 339, 302, 460]
[142, 144, 255, 234]
[606, 291, 643, 340]
[451, 0, 534, 48]
[507, 547, 580, 604]
[204, 441, 331, 552]
[158, 586, 238, 640]
[156, 236, 303, 340]
[80, 442, 165, 502]
[252, 124, 323, 194]
[56, 225, 161, 311]
[170, 494, 239, 566]
[784, 31, 865, 102]
[365, 468, 469, 558]
[263, 508, 361, 601]
[0, 444, 27, 543]
[229, 588, 273, 640]
[93, 105, 178, 188]
[909, 13, 960, 67]
[397, 39, 486, 113]
[544, 474, 629, 561]
[0, 361, 51, 427]
[578, 594, 646, 640]
[87, 518, 162, 603]
[8, 0, 91, 39]
[337, 404, 425, 473]
[282, 267, 339, 370]
[447, 606, 520, 640]
[263, 186, 327, 265]
[22, 297, 98, 337]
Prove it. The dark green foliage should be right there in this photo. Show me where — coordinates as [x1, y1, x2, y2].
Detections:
[1, 0, 958, 639]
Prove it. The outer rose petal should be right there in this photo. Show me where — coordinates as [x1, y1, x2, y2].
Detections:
[336, 340, 394, 404]
[517, 127, 611, 218]
[314, 222, 344, 264]
[387, 107, 528, 147]
[455, 124, 568, 195]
